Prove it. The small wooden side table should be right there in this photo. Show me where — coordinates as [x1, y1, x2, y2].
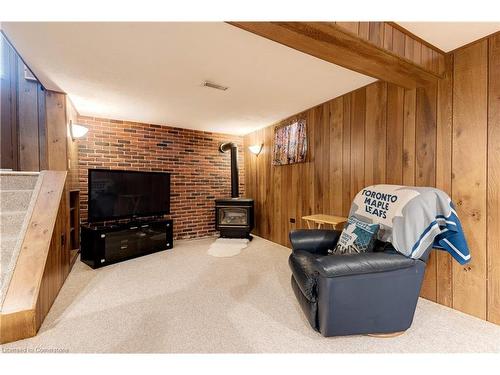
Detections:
[301, 214, 347, 230]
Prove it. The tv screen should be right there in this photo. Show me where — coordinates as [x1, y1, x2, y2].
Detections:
[88, 169, 170, 222]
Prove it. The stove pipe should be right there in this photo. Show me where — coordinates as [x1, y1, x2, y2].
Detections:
[219, 142, 239, 198]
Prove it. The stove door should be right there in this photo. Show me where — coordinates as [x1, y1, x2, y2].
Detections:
[216, 206, 249, 228]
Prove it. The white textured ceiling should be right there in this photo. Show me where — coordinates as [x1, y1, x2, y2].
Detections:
[397, 22, 500, 52]
[1, 22, 376, 135]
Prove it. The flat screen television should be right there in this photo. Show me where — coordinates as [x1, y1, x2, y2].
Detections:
[88, 169, 170, 222]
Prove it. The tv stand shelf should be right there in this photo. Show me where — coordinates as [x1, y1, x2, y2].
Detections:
[81, 218, 173, 269]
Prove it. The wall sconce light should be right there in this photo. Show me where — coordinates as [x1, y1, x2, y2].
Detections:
[70, 120, 89, 140]
[248, 143, 263, 157]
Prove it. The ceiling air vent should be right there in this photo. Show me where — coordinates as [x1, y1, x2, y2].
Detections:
[202, 81, 228, 91]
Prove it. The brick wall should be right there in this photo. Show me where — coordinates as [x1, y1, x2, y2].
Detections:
[77, 116, 245, 240]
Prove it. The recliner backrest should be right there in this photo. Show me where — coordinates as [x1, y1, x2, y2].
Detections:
[373, 240, 432, 263]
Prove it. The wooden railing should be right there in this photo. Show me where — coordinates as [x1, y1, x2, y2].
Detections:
[0, 170, 67, 344]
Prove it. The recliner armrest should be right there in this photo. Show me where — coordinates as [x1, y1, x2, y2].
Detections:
[289, 229, 341, 255]
[313, 252, 418, 278]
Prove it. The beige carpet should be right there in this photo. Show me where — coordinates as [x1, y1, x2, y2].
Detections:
[2, 236, 500, 353]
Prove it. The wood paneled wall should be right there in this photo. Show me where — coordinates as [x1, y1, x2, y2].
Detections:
[243, 33, 500, 324]
[244, 80, 424, 244]
[488, 34, 500, 324]
[1, 32, 79, 221]
[245, 82, 426, 240]
[1, 33, 77, 174]
[0, 34, 45, 171]
[452, 40, 488, 319]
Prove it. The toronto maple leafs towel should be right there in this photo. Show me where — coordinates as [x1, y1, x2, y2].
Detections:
[349, 185, 471, 265]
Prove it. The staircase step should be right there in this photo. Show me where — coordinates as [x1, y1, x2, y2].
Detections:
[0, 211, 26, 237]
[1, 236, 19, 260]
[1, 236, 20, 288]
[0, 236, 18, 250]
[0, 190, 33, 212]
[0, 173, 39, 190]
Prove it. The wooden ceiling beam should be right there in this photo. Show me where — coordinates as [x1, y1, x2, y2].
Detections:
[228, 22, 442, 89]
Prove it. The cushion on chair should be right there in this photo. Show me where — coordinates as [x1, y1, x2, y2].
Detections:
[288, 250, 320, 302]
[314, 252, 417, 278]
[333, 216, 380, 255]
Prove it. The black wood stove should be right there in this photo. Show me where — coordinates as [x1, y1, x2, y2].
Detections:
[215, 142, 254, 239]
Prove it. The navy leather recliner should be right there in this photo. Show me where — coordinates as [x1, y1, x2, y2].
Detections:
[288, 229, 429, 337]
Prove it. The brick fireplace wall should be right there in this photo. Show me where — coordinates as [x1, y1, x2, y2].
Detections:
[77, 116, 245, 239]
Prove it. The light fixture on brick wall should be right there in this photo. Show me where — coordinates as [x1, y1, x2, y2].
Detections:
[70, 120, 89, 140]
[248, 144, 263, 157]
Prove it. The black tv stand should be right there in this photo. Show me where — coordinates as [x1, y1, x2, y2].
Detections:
[81, 218, 173, 269]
